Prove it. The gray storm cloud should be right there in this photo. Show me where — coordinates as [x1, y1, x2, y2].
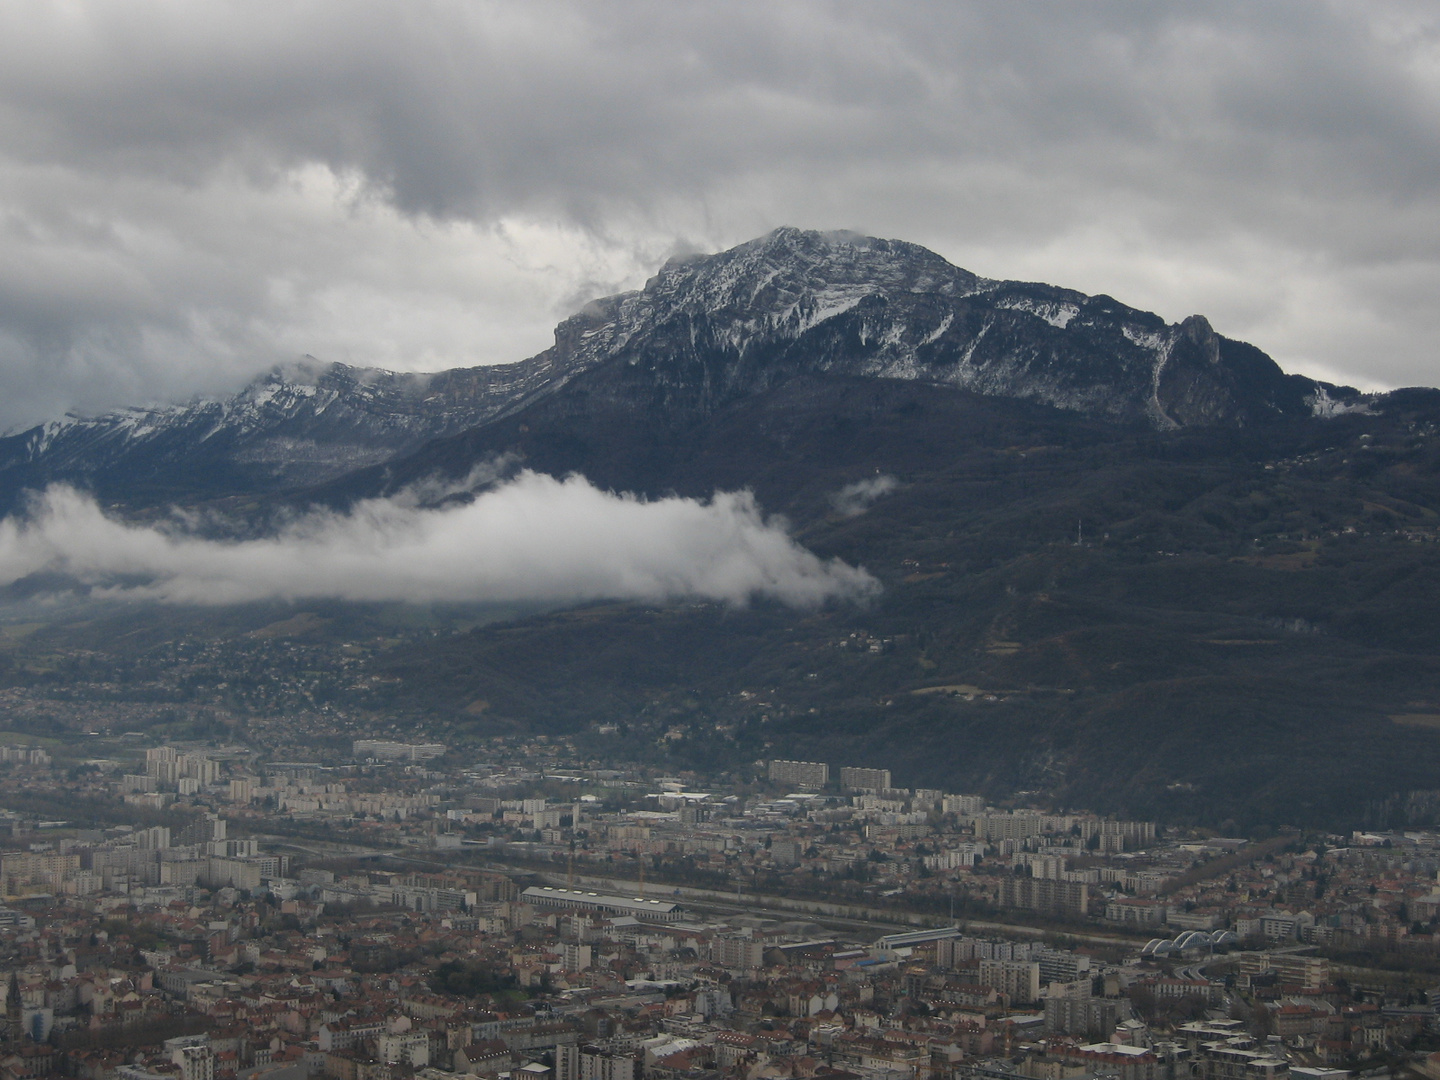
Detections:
[0, 475, 879, 607]
[0, 2, 1438, 429]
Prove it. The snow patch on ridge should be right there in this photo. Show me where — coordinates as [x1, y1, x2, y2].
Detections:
[1146, 332, 1182, 431]
[921, 313, 954, 345]
[994, 297, 1080, 329]
[787, 288, 873, 334]
[1123, 326, 1166, 350]
[1308, 386, 1374, 419]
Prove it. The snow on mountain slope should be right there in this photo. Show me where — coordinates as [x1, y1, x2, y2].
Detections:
[0, 228, 1364, 513]
[565, 228, 1344, 427]
[0, 352, 571, 509]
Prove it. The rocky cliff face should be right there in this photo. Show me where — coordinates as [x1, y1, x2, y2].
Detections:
[0, 228, 1362, 511]
[545, 227, 1346, 427]
[0, 353, 566, 510]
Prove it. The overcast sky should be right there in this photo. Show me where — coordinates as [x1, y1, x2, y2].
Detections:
[1, 1, 1437, 432]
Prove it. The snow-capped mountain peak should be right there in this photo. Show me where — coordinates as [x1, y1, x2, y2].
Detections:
[0, 228, 1364, 513]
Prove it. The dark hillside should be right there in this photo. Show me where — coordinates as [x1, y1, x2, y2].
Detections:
[352, 378, 1440, 828]
[1, 231, 1437, 829]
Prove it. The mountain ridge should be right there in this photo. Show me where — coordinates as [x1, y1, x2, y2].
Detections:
[0, 228, 1374, 515]
[1, 230, 1439, 827]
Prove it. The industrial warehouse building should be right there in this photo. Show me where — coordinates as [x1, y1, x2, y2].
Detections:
[521, 886, 683, 922]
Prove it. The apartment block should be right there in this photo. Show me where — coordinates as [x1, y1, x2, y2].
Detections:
[839, 767, 891, 792]
[1080, 819, 1157, 852]
[978, 812, 1044, 842]
[999, 875, 1090, 918]
[977, 958, 1041, 1006]
[767, 759, 829, 790]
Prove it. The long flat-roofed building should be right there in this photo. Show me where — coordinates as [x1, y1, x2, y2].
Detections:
[353, 739, 447, 762]
[522, 886, 683, 922]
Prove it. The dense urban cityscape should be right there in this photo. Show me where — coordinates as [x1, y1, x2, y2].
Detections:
[0, 734, 1435, 1080]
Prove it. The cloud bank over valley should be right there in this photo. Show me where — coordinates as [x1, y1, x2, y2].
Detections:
[0, 474, 879, 608]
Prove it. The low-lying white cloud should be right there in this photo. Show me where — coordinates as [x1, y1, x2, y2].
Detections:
[831, 475, 899, 517]
[0, 474, 879, 608]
